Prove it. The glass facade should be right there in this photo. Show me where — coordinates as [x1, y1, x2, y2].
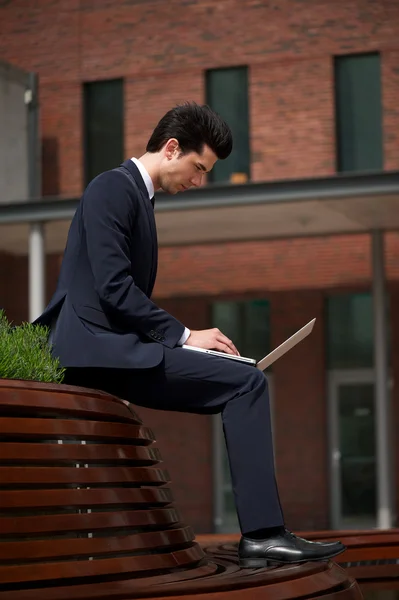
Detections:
[212, 299, 270, 362]
[338, 382, 376, 526]
[326, 291, 391, 529]
[326, 292, 374, 369]
[335, 53, 383, 173]
[83, 79, 124, 185]
[206, 67, 250, 184]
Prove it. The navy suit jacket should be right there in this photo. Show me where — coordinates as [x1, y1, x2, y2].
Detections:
[34, 160, 185, 369]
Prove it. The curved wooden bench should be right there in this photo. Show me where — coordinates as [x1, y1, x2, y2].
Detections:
[305, 529, 399, 591]
[0, 379, 361, 600]
[198, 530, 399, 591]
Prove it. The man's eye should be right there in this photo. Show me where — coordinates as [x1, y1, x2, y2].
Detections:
[196, 165, 202, 171]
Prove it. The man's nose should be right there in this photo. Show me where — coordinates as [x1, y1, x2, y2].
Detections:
[190, 173, 203, 187]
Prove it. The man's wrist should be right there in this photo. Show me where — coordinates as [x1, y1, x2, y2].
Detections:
[177, 327, 191, 346]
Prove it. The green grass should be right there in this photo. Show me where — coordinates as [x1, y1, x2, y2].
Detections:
[0, 310, 65, 383]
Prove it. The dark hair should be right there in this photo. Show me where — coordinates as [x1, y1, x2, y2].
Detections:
[146, 102, 233, 160]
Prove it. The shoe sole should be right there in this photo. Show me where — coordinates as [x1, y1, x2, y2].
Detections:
[239, 547, 346, 569]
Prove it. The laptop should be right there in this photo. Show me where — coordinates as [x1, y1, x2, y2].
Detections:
[182, 318, 316, 372]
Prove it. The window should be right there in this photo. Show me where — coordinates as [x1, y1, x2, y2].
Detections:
[212, 299, 270, 361]
[206, 67, 250, 184]
[212, 299, 271, 532]
[334, 53, 383, 172]
[83, 79, 124, 184]
[326, 291, 391, 370]
[326, 293, 374, 369]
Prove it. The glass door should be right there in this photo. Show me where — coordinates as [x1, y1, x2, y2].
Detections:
[328, 370, 377, 529]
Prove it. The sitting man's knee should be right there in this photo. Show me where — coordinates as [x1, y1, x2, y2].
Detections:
[249, 367, 267, 392]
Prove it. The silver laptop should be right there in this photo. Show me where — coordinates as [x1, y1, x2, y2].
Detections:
[182, 318, 316, 372]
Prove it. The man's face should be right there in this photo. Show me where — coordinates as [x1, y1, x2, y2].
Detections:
[159, 141, 218, 194]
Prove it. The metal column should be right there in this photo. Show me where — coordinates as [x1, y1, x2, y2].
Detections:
[27, 71, 44, 323]
[212, 415, 224, 533]
[29, 222, 45, 322]
[372, 230, 393, 529]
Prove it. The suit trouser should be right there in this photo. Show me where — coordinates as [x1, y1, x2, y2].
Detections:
[64, 346, 285, 533]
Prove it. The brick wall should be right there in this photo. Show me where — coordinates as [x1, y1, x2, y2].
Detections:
[126, 71, 204, 159]
[0, 253, 62, 324]
[0, 253, 27, 324]
[1, 0, 399, 196]
[155, 232, 399, 298]
[382, 49, 399, 171]
[250, 57, 335, 181]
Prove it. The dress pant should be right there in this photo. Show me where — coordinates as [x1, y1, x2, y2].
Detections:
[64, 346, 284, 534]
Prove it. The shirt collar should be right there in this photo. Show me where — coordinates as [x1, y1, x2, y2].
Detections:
[130, 157, 154, 200]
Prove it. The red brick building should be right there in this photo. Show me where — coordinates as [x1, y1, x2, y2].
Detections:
[1, 0, 399, 534]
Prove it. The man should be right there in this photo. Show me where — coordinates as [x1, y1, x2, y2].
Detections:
[36, 102, 345, 568]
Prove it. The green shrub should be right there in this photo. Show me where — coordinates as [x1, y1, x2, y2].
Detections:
[0, 310, 65, 383]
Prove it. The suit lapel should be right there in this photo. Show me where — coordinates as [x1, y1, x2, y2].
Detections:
[146, 205, 158, 297]
[121, 160, 158, 296]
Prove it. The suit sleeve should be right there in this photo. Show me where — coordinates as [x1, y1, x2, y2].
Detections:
[82, 170, 185, 348]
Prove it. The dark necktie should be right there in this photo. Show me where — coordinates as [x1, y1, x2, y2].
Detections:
[150, 196, 155, 208]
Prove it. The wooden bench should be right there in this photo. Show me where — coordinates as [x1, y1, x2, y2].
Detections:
[198, 530, 399, 592]
[0, 378, 362, 600]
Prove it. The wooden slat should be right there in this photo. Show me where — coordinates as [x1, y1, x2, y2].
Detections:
[0, 379, 123, 405]
[0, 443, 161, 464]
[0, 487, 173, 509]
[342, 532, 399, 546]
[0, 508, 181, 535]
[302, 527, 399, 539]
[0, 563, 217, 600]
[163, 581, 360, 600]
[0, 466, 170, 486]
[0, 545, 204, 584]
[0, 418, 154, 443]
[349, 564, 399, 581]
[0, 390, 140, 424]
[317, 582, 362, 600]
[343, 545, 399, 561]
[0, 526, 194, 562]
[0, 557, 359, 600]
[159, 563, 356, 598]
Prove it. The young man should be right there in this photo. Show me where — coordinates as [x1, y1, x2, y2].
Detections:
[36, 103, 345, 568]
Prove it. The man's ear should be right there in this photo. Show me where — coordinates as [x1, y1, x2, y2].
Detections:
[164, 138, 180, 160]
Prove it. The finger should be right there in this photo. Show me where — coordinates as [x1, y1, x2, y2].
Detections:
[216, 334, 239, 356]
[223, 339, 239, 356]
[212, 339, 232, 354]
[230, 342, 240, 356]
[214, 342, 235, 355]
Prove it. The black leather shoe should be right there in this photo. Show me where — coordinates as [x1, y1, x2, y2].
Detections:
[239, 528, 346, 568]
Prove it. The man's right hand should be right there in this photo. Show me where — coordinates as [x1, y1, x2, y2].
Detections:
[185, 329, 240, 356]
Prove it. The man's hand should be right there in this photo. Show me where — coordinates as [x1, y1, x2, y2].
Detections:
[185, 329, 240, 356]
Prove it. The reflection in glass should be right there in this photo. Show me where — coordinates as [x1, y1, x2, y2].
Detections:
[339, 383, 376, 526]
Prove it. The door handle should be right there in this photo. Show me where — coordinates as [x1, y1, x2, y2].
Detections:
[332, 449, 341, 463]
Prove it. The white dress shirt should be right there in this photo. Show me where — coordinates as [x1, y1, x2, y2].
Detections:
[130, 158, 190, 346]
[131, 157, 154, 200]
